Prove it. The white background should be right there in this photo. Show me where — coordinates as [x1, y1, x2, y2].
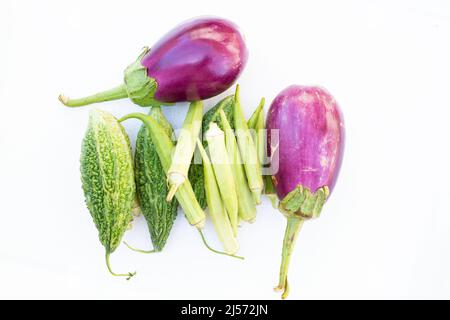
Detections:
[1, 0, 449, 300]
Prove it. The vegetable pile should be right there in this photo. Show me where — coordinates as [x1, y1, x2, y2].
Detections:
[61, 17, 345, 299]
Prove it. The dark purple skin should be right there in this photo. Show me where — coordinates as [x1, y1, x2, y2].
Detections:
[59, 17, 247, 108]
[267, 85, 345, 200]
[141, 17, 248, 103]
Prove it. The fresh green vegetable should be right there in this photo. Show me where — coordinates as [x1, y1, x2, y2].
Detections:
[133, 107, 178, 252]
[191, 95, 235, 210]
[219, 110, 256, 223]
[188, 160, 207, 209]
[247, 100, 277, 207]
[253, 98, 266, 167]
[264, 175, 278, 208]
[196, 140, 239, 255]
[251, 99, 266, 202]
[205, 123, 239, 235]
[233, 85, 264, 204]
[119, 113, 205, 228]
[203, 95, 235, 135]
[80, 109, 136, 279]
[247, 98, 264, 130]
[167, 101, 203, 201]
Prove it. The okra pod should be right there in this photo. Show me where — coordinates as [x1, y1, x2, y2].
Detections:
[254, 98, 266, 167]
[120, 113, 205, 228]
[233, 85, 264, 204]
[166, 101, 203, 201]
[252, 99, 266, 202]
[196, 139, 239, 255]
[205, 123, 238, 233]
[247, 97, 264, 130]
[248, 99, 277, 207]
[219, 110, 256, 223]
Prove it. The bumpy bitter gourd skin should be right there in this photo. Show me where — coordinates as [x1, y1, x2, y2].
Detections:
[202, 95, 235, 134]
[80, 109, 136, 255]
[188, 163, 207, 209]
[135, 107, 179, 251]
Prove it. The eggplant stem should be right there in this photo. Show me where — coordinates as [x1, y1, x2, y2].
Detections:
[105, 251, 136, 280]
[275, 216, 304, 299]
[123, 241, 157, 254]
[198, 230, 244, 260]
[59, 84, 128, 107]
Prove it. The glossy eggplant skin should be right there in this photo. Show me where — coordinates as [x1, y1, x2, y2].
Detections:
[141, 17, 248, 103]
[267, 85, 345, 200]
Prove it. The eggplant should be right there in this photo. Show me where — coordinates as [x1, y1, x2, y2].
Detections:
[59, 17, 248, 107]
[266, 85, 345, 298]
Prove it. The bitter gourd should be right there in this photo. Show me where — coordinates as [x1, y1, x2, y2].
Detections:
[202, 95, 235, 134]
[134, 107, 179, 252]
[80, 109, 136, 279]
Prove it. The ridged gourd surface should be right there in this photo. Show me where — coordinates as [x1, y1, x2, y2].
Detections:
[134, 108, 178, 251]
[80, 110, 135, 253]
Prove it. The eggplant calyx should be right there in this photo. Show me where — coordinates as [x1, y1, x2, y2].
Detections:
[279, 185, 329, 219]
[58, 47, 169, 108]
[124, 47, 174, 107]
[124, 47, 161, 107]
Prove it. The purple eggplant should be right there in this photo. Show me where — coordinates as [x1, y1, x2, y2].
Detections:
[59, 17, 248, 107]
[266, 85, 345, 299]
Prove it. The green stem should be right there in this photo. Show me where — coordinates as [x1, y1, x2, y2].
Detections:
[105, 251, 136, 280]
[198, 230, 244, 260]
[275, 216, 304, 299]
[59, 84, 128, 107]
[120, 113, 206, 228]
[123, 241, 157, 254]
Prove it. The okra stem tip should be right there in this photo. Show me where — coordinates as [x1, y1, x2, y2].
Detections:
[194, 218, 206, 230]
[166, 171, 187, 201]
[252, 192, 262, 205]
[166, 184, 179, 202]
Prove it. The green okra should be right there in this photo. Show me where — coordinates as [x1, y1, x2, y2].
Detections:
[166, 101, 203, 201]
[80, 109, 136, 279]
[219, 110, 257, 223]
[189, 95, 236, 210]
[254, 98, 266, 167]
[252, 99, 266, 203]
[120, 112, 205, 229]
[196, 139, 239, 255]
[233, 85, 264, 204]
[205, 123, 239, 234]
[248, 99, 278, 207]
[247, 97, 264, 130]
